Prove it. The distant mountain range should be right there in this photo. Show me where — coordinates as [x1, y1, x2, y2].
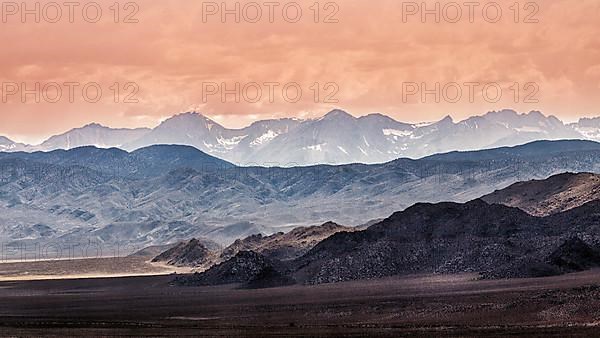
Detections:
[2, 109, 600, 166]
[2, 140, 600, 252]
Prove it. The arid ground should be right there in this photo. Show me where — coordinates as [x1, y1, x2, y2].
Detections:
[0, 256, 179, 281]
[1, 260, 600, 337]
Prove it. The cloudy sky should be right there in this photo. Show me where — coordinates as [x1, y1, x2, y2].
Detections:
[1, 0, 599, 143]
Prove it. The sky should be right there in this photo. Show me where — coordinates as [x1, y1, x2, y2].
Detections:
[0, 0, 599, 144]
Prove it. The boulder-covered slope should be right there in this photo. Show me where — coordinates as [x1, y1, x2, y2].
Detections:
[482, 172, 600, 216]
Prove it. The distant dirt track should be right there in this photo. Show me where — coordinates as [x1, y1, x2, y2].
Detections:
[1, 270, 600, 336]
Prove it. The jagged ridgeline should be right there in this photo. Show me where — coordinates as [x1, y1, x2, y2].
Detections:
[3, 109, 600, 166]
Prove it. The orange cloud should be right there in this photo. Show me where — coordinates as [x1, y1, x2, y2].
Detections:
[0, 0, 599, 143]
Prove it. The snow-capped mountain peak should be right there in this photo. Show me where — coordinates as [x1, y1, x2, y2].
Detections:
[570, 117, 600, 142]
[2, 109, 600, 166]
[0, 136, 19, 151]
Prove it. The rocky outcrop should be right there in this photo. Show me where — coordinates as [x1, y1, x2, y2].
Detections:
[221, 222, 352, 261]
[152, 239, 216, 268]
[174, 251, 295, 289]
[548, 237, 600, 273]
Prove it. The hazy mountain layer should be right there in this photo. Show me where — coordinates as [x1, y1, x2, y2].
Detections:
[1, 140, 600, 252]
[33, 123, 151, 151]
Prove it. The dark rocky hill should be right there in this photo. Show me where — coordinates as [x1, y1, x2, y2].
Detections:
[290, 200, 600, 285]
[174, 199, 600, 287]
[174, 251, 295, 288]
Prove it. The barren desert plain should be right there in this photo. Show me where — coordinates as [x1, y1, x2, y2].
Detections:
[1, 257, 600, 337]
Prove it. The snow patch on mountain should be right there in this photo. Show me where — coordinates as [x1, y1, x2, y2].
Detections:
[251, 130, 279, 147]
[383, 129, 413, 137]
[304, 143, 327, 151]
[218, 135, 248, 150]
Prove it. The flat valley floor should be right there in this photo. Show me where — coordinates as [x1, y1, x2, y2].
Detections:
[1, 265, 600, 337]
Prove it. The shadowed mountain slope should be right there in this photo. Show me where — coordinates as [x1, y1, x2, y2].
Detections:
[289, 200, 600, 284]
